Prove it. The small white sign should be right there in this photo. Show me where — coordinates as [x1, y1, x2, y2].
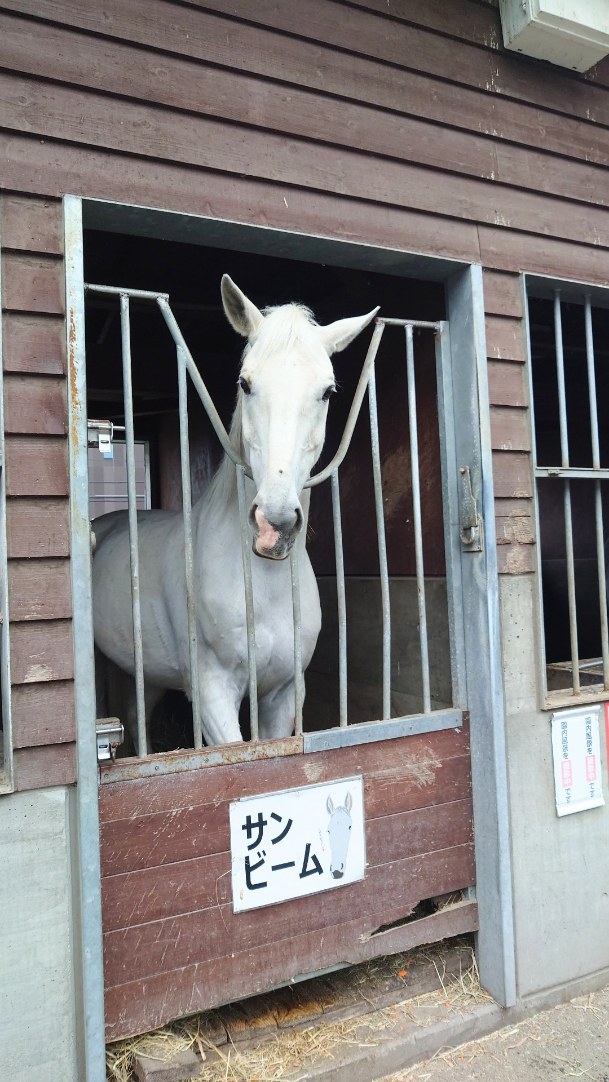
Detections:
[551, 705, 605, 816]
[229, 776, 365, 912]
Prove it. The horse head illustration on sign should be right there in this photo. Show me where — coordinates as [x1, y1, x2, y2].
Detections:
[326, 791, 353, 879]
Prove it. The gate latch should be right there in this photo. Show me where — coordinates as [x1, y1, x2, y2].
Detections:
[459, 466, 483, 552]
[96, 718, 124, 763]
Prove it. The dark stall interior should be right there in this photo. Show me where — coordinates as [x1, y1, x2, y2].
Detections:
[84, 230, 450, 747]
[528, 297, 609, 676]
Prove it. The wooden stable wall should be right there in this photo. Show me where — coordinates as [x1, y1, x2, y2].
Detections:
[99, 726, 476, 1040]
[0, 193, 75, 789]
[0, 0, 605, 846]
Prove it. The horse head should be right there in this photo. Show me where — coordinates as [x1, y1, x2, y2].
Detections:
[221, 275, 378, 560]
[326, 791, 353, 879]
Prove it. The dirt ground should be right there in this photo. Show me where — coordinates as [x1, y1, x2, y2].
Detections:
[384, 984, 609, 1082]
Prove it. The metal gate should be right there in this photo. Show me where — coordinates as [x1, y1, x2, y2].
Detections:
[65, 198, 515, 1053]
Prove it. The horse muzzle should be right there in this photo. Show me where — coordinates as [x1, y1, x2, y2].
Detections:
[251, 505, 302, 560]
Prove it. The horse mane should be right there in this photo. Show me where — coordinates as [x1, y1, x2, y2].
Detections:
[201, 302, 319, 513]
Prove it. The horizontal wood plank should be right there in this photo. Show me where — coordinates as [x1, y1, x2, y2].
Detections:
[5, 436, 69, 497]
[10, 618, 74, 684]
[11, 679, 76, 747]
[1, 251, 64, 314]
[0, 192, 63, 254]
[13, 741, 76, 790]
[487, 360, 528, 408]
[1, 72, 609, 249]
[483, 271, 523, 318]
[490, 405, 531, 452]
[98, 725, 470, 821]
[6, 497, 70, 558]
[497, 543, 536, 575]
[8, 557, 72, 621]
[101, 797, 473, 931]
[485, 315, 527, 362]
[492, 451, 533, 499]
[0, 132, 482, 265]
[103, 843, 475, 988]
[100, 753, 472, 875]
[104, 900, 478, 1040]
[2, 312, 66, 375]
[4, 374, 67, 435]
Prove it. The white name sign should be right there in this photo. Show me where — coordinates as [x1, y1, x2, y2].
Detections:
[229, 776, 365, 912]
[551, 705, 605, 816]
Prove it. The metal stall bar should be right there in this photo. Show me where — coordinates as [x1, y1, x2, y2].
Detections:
[176, 344, 203, 748]
[236, 465, 259, 739]
[553, 291, 580, 693]
[119, 294, 148, 752]
[331, 470, 348, 726]
[368, 362, 391, 720]
[405, 325, 431, 713]
[290, 550, 304, 734]
[584, 297, 609, 688]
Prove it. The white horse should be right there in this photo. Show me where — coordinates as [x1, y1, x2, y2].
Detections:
[92, 276, 378, 749]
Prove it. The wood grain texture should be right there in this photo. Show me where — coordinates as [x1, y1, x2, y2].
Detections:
[0, 192, 63, 255]
[485, 316, 527, 362]
[101, 797, 473, 931]
[2, 312, 66, 375]
[492, 451, 533, 499]
[488, 360, 527, 408]
[8, 557, 72, 621]
[10, 618, 74, 684]
[13, 740, 76, 790]
[104, 900, 478, 1040]
[4, 374, 67, 435]
[490, 406, 531, 453]
[1, 251, 64, 314]
[5, 436, 68, 497]
[483, 271, 524, 318]
[11, 679, 76, 747]
[6, 497, 70, 558]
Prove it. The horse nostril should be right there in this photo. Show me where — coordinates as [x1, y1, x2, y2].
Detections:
[294, 506, 303, 533]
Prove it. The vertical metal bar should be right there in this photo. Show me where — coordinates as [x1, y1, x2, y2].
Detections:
[564, 480, 580, 694]
[554, 293, 579, 692]
[119, 294, 147, 755]
[554, 291, 570, 468]
[290, 550, 304, 735]
[584, 298, 609, 686]
[331, 470, 348, 726]
[236, 465, 258, 739]
[0, 215, 13, 790]
[64, 195, 107, 1082]
[405, 326, 431, 713]
[368, 364, 391, 720]
[176, 345, 202, 749]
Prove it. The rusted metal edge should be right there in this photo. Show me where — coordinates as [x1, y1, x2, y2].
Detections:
[99, 735, 304, 782]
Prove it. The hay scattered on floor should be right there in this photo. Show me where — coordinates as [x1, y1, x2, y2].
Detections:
[106, 942, 482, 1082]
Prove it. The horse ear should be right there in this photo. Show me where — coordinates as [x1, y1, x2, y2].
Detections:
[344, 792, 353, 813]
[319, 307, 379, 355]
[326, 795, 334, 814]
[221, 275, 264, 338]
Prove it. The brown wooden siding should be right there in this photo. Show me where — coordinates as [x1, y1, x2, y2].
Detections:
[1, 193, 75, 789]
[99, 726, 476, 1040]
[0, 0, 606, 761]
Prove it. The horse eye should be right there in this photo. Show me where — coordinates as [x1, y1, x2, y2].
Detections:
[239, 376, 251, 395]
[322, 384, 336, 401]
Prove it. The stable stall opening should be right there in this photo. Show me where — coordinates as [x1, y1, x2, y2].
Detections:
[84, 231, 452, 755]
[527, 289, 609, 702]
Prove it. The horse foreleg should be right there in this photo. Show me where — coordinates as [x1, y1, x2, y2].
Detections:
[195, 662, 243, 746]
[258, 681, 297, 741]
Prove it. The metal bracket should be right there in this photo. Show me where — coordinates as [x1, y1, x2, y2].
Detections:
[87, 418, 125, 455]
[95, 718, 124, 762]
[459, 465, 483, 552]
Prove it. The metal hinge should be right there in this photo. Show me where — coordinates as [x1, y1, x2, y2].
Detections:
[96, 718, 124, 763]
[459, 465, 483, 552]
